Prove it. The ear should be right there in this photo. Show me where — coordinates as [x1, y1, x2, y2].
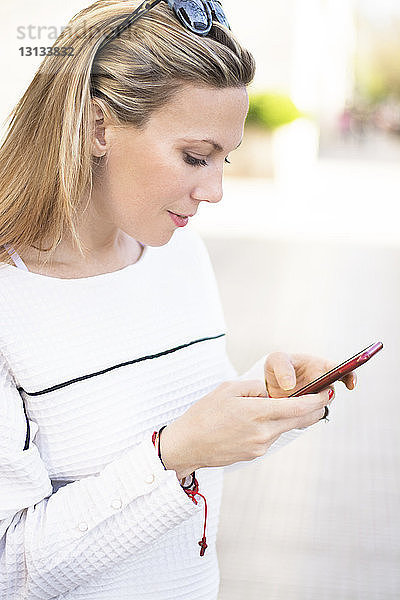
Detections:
[91, 99, 109, 158]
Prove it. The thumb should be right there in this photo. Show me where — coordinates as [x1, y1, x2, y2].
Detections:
[267, 352, 296, 391]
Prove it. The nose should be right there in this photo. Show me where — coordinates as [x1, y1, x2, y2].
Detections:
[190, 165, 224, 204]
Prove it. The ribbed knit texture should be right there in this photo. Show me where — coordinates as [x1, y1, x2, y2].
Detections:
[0, 227, 303, 599]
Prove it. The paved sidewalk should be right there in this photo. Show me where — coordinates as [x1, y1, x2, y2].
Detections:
[191, 157, 400, 600]
[206, 236, 399, 600]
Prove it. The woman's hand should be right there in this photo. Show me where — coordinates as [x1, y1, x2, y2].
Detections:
[160, 380, 333, 480]
[264, 352, 357, 398]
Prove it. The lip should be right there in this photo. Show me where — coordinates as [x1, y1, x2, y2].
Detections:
[168, 211, 190, 227]
[169, 210, 196, 218]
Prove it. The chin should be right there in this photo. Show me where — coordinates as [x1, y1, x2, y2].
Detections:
[141, 230, 175, 247]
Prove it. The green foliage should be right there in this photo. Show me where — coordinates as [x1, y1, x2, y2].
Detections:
[360, 71, 387, 104]
[245, 92, 303, 131]
[355, 17, 400, 104]
[356, 47, 400, 104]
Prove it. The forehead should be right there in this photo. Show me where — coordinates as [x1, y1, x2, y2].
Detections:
[148, 85, 249, 144]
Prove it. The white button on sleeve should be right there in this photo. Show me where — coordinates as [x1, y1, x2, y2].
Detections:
[110, 498, 122, 510]
[78, 522, 88, 532]
[144, 473, 155, 484]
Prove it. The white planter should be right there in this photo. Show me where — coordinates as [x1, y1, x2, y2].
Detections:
[272, 118, 320, 183]
[228, 118, 319, 180]
[227, 124, 275, 178]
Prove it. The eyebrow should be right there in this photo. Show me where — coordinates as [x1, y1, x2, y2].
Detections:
[182, 137, 243, 152]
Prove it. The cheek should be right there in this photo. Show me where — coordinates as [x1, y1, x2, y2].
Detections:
[134, 155, 190, 201]
[105, 146, 191, 210]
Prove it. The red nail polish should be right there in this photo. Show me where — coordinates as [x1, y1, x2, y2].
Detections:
[328, 389, 334, 401]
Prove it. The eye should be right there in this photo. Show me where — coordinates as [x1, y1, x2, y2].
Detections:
[184, 153, 231, 167]
[184, 153, 208, 167]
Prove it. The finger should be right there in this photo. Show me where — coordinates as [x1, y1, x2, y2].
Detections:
[291, 355, 335, 380]
[251, 389, 331, 421]
[266, 352, 296, 391]
[230, 379, 267, 398]
[324, 358, 358, 390]
[302, 405, 330, 427]
[274, 402, 330, 434]
[341, 371, 357, 390]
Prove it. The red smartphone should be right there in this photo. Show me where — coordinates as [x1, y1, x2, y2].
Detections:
[289, 342, 383, 397]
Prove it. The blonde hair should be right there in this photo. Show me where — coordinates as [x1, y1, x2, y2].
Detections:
[0, 0, 255, 267]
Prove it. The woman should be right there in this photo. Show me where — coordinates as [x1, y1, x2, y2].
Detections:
[0, 1, 356, 598]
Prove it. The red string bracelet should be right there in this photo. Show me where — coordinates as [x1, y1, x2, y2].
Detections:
[152, 427, 208, 557]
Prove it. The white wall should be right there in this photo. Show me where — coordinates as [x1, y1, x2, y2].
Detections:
[0, 0, 356, 140]
[291, 0, 356, 132]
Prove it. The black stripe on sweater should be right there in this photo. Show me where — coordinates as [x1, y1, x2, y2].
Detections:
[18, 333, 226, 397]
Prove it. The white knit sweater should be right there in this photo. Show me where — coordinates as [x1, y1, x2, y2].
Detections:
[0, 227, 302, 600]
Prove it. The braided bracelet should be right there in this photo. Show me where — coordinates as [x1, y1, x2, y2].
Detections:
[152, 426, 208, 556]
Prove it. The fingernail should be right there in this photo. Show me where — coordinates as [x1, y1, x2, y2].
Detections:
[328, 389, 334, 401]
[282, 376, 295, 390]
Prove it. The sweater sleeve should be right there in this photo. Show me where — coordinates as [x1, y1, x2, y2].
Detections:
[0, 355, 199, 599]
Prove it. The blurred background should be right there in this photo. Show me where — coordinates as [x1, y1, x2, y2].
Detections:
[0, 1, 399, 598]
